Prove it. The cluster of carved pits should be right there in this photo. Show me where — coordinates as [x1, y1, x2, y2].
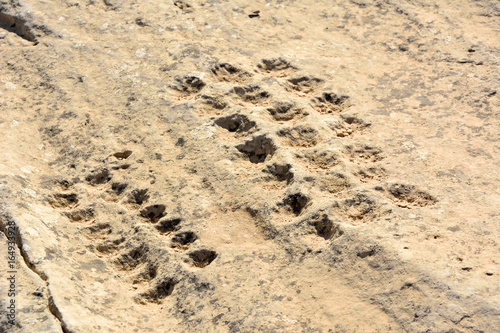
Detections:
[48, 149, 218, 306]
[46, 56, 438, 310]
[163, 57, 436, 231]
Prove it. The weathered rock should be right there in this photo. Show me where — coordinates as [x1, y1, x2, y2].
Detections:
[0, 0, 499, 332]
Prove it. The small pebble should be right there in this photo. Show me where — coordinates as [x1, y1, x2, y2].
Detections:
[249, 10, 260, 18]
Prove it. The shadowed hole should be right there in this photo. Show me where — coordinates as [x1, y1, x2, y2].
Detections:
[140, 204, 166, 222]
[155, 218, 182, 234]
[263, 163, 294, 183]
[344, 144, 384, 163]
[311, 92, 350, 114]
[278, 125, 319, 147]
[266, 101, 307, 121]
[86, 169, 112, 185]
[64, 207, 95, 222]
[388, 183, 436, 207]
[187, 249, 217, 268]
[132, 264, 158, 285]
[111, 182, 128, 195]
[299, 149, 342, 169]
[236, 135, 277, 163]
[172, 75, 205, 94]
[308, 214, 343, 240]
[287, 76, 323, 93]
[257, 57, 297, 72]
[127, 189, 150, 205]
[233, 84, 270, 103]
[136, 278, 176, 304]
[96, 237, 125, 255]
[84, 223, 112, 236]
[171, 231, 197, 248]
[199, 94, 228, 110]
[49, 193, 79, 209]
[211, 63, 251, 82]
[214, 114, 256, 133]
[113, 243, 148, 270]
[282, 193, 310, 216]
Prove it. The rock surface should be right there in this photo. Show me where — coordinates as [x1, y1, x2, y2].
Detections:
[0, 0, 499, 332]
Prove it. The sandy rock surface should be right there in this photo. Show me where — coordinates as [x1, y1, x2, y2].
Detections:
[0, 0, 499, 332]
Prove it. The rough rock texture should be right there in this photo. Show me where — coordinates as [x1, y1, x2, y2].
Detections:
[0, 0, 499, 332]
